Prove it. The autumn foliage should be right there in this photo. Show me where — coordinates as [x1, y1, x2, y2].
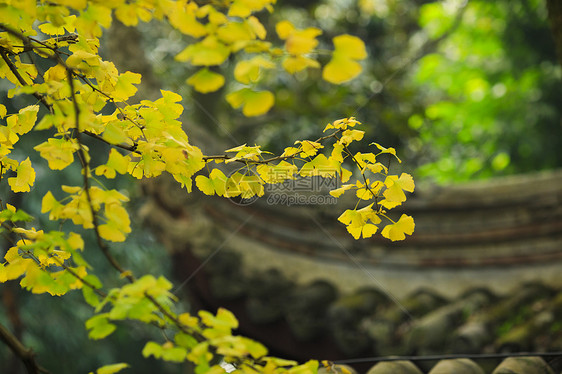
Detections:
[0, 1, 414, 373]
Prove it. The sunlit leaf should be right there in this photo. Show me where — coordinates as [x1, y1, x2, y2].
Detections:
[8, 157, 35, 192]
[381, 214, 415, 241]
[94, 363, 130, 374]
[226, 88, 274, 116]
[187, 68, 225, 93]
[322, 35, 367, 84]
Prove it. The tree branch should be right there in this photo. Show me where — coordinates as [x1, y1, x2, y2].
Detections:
[0, 47, 53, 112]
[0, 323, 50, 374]
[67, 69, 136, 284]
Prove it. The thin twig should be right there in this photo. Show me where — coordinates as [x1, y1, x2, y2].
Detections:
[83, 130, 137, 152]
[0, 48, 53, 112]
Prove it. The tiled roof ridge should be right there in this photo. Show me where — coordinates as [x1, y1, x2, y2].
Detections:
[140, 169, 562, 372]
[141, 168, 562, 274]
[169, 247, 562, 373]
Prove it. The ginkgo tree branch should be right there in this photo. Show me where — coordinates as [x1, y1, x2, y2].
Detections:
[63, 67, 212, 343]
[202, 129, 343, 165]
[0, 322, 50, 374]
[337, 136, 382, 209]
[67, 68, 136, 284]
[82, 130, 138, 152]
[0, 3, 415, 372]
[0, 47, 53, 112]
[0, 24, 139, 152]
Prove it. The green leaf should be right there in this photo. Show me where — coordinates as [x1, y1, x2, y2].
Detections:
[86, 315, 117, 340]
[82, 286, 100, 307]
[288, 360, 319, 374]
[162, 344, 187, 363]
[0, 205, 33, 222]
[175, 333, 198, 349]
[142, 341, 163, 359]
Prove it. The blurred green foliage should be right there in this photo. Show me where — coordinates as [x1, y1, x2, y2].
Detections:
[412, 0, 561, 182]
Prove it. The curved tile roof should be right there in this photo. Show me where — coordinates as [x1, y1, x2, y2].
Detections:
[141, 169, 562, 372]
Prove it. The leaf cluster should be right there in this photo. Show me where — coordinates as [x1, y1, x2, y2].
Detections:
[0, 1, 414, 373]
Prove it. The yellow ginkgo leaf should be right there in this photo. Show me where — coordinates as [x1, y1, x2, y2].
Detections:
[285, 29, 321, 55]
[381, 214, 415, 241]
[383, 173, 415, 204]
[339, 129, 364, 145]
[104, 203, 131, 239]
[282, 56, 320, 74]
[168, 4, 206, 37]
[322, 34, 367, 84]
[95, 149, 129, 179]
[41, 191, 58, 214]
[8, 157, 35, 192]
[361, 223, 379, 238]
[195, 177, 214, 195]
[94, 362, 130, 374]
[257, 161, 297, 183]
[44, 64, 68, 82]
[228, 0, 274, 18]
[113, 71, 141, 101]
[275, 20, 295, 39]
[329, 184, 354, 198]
[371, 142, 401, 162]
[322, 55, 362, 85]
[338, 205, 381, 239]
[299, 154, 334, 177]
[216, 22, 254, 44]
[356, 187, 375, 200]
[195, 169, 227, 196]
[7, 105, 39, 135]
[99, 222, 125, 242]
[295, 140, 323, 158]
[234, 56, 274, 84]
[187, 68, 225, 93]
[276, 20, 322, 55]
[333, 34, 367, 60]
[175, 36, 230, 66]
[115, 3, 139, 26]
[226, 88, 274, 117]
[246, 16, 266, 40]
